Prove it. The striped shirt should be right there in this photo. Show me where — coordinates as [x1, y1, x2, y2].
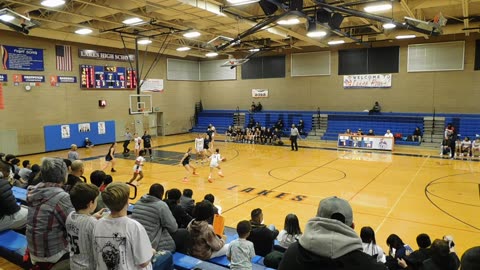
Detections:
[66, 212, 97, 270]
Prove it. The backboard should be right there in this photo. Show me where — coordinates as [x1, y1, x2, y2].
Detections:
[129, 94, 152, 114]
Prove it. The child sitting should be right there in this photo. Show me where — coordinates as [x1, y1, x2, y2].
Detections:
[66, 183, 104, 270]
[84, 138, 94, 148]
[93, 183, 154, 270]
[227, 220, 255, 270]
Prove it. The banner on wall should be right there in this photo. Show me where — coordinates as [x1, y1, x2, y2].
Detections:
[0, 74, 7, 82]
[1, 45, 44, 71]
[61, 125, 70, 139]
[140, 79, 164, 92]
[78, 49, 135, 62]
[21, 75, 45, 83]
[98, 122, 106, 134]
[343, 74, 392, 89]
[252, 89, 269, 98]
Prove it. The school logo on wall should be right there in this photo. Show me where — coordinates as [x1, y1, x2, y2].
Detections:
[252, 89, 269, 98]
[1, 45, 44, 71]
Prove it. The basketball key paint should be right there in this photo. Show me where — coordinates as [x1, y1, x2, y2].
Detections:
[227, 185, 307, 202]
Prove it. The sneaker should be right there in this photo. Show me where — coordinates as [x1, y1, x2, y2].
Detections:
[183, 177, 188, 182]
[208, 177, 213, 183]
[218, 173, 224, 178]
[111, 168, 117, 172]
[193, 172, 199, 176]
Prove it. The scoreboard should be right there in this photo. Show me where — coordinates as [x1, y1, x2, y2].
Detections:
[80, 65, 137, 89]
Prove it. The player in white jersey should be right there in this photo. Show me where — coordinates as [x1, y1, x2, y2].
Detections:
[66, 183, 105, 270]
[133, 133, 142, 157]
[195, 134, 205, 162]
[128, 149, 146, 186]
[208, 148, 225, 183]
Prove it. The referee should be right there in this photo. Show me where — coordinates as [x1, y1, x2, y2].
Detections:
[290, 124, 299, 151]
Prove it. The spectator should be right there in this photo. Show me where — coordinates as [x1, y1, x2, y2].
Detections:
[10, 158, 27, 187]
[188, 200, 228, 260]
[227, 220, 255, 270]
[247, 208, 279, 257]
[203, 193, 220, 224]
[461, 246, 480, 270]
[68, 144, 80, 161]
[405, 233, 432, 270]
[84, 137, 94, 148]
[384, 130, 394, 137]
[421, 239, 459, 270]
[99, 175, 112, 192]
[18, 160, 32, 182]
[93, 183, 154, 270]
[65, 160, 86, 193]
[369, 101, 381, 115]
[90, 170, 108, 212]
[26, 157, 74, 268]
[0, 160, 27, 232]
[413, 127, 422, 142]
[132, 184, 178, 252]
[275, 119, 284, 131]
[278, 196, 386, 270]
[367, 129, 375, 136]
[256, 102, 262, 112]
[250, 102, 256, 112]
[165, 188, 193, 229]
[27, 164, 41, 186]
[277, 214, 302, 250]
[357, 128, 364, 135]
[386, 234, 413, 270]
[360, 226, 386, 263]
[180, 188, 195, 216]
[297, 119, 305, 135]
[66, 183, 103, 270]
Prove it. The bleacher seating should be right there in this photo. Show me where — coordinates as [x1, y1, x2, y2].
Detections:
[322, 114, 424, 146]
[0, 230, 28, 267]
[191, 110, 313, 136]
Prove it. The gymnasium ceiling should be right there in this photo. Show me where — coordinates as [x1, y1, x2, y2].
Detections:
[0, 0, 479, 59]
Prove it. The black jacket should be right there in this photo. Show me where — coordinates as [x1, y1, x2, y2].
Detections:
[0, 178, 21, 219]
[166, 199, 193, 229]
[247, 222, 279, 256]
[405, 248, 432, 270]
[279, 242, 387, 270]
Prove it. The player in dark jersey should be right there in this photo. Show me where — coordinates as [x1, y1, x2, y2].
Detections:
[142, 130, 153, 159]
[180, 147, 198, 182]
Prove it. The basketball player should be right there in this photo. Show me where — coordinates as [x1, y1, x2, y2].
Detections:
[129, 149, 146, 186]
[142, 130, 153, 159]
[195, 133, 205, 162]
[180, 147, 198, 182]
[208, 148, 224, 183]
[133, 133, 142, 157]
[123, 128, 132, 155]
[102, 142, 116, 172]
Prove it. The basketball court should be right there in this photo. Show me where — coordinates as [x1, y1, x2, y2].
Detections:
[4, 134, 478, 267]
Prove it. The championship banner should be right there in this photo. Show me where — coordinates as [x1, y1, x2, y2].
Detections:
[252, 89, 268, 98]
[1, 45, 44, 71]
[343, 74, 392, 89]
[0, 74, 7, 82]
[78, 49, 134, 62]
[21, 75, 45, 83]
[57, 76, 77, 83]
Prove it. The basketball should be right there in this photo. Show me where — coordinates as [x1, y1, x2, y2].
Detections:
[222, 157, 227, 162]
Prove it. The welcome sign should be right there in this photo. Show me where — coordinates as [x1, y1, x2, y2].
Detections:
[1, 45, 44, 71]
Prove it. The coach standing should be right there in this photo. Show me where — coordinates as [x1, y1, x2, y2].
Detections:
[290, 124, 299, 151]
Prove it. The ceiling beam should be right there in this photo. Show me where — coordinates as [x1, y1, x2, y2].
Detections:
[400, 0, 415, 19]
[462, 0, 470, 36]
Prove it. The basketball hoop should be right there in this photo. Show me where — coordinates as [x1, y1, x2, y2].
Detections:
[143, 111, 149, 117]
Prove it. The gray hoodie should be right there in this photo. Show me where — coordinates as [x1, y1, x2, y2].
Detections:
[131, 194, 178, 252]
[299, 217, 363, 259]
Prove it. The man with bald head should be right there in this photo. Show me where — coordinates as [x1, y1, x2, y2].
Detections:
[65, 160, 86, 193]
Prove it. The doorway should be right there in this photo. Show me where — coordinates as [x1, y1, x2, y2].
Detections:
[156, 112, 164, 136]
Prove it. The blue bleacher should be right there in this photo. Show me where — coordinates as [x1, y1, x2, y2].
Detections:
[0, 230, 28, 267]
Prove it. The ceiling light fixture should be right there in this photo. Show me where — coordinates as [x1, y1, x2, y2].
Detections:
[277, 18, 301, 25]
[249, 48, 260, 52]
[137, 39, 152, 45]
[183, 31, 201, 38]
[75, 28, 93, 35]
[0, 14, 14, 22]
[226, 0, 260, 6]
[383, 23, 396, 29]
[396, 34, 416, 39]
[307, 31, 327, 38]
[328, 40, 345, 45]
[364, 3, 392, 13]
[122, 17, 143, 25]
[206, 52, 218, 57]
[41, 0, 66, 8]
[176, 46, 191, 51]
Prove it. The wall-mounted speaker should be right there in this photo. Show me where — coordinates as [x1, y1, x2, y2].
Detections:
[329, 13, 344, 29]
[259, 0, 278, 15]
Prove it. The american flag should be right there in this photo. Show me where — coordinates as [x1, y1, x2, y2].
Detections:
[55, 45, 72, 71]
